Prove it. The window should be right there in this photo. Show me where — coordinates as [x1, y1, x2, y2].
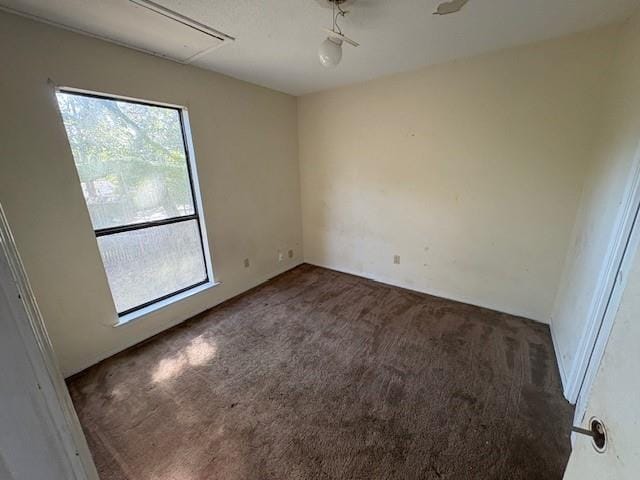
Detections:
[56, 90, 210, 317]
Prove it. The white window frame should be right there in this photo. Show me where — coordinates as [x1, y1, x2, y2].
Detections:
[57, 87, 216, 325]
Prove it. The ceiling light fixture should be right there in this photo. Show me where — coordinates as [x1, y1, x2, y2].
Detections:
[318, 0, 359, 68]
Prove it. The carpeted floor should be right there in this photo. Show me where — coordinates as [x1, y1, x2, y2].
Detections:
[67, 264, 573, 480]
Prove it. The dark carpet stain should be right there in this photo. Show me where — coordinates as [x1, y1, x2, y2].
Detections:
[67, 264, 573, 480]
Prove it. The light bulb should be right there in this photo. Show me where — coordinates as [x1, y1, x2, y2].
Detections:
[318, 37, 343, 68]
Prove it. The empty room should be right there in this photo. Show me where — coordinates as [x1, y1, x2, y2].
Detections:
[2, 0, 640, 479]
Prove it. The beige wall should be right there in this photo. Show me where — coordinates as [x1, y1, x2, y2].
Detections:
[560, 12, 640, 478]
[298, 26, 619, 322]
[0, 7, 631, 381]
[0, 12, 303, 376]
[551, 11, 640, 390]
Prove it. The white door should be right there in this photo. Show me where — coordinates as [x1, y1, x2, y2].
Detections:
[563, 232, 640, 478]
[0, 205, 98, 480]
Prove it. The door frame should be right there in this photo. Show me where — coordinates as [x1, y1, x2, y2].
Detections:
[0, 203, 98, 479]
[566, 141, 640, 425]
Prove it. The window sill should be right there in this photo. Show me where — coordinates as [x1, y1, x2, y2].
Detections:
[115, 280, 220, 327]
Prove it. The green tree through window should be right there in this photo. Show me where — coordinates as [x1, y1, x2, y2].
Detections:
[57, 91, 209, 315]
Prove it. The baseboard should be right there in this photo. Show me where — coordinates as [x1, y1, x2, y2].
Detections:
[304, 260, 547, 325]
[550, 318, 569, 398]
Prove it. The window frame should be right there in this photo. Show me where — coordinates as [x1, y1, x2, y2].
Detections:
[56, 88, 214, 320]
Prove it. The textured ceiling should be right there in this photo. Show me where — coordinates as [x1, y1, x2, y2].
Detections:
[2, 0, 639, 95]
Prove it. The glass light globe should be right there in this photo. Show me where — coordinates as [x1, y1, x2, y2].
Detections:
[318, 37, 343, 68]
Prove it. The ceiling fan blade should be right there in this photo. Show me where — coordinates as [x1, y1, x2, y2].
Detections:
[433, 0, 470, 15]
[323, 28, 360, 47]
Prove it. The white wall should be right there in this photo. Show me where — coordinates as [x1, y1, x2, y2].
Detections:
[0, 12, 303, 377]
[298, 26, 619, 322]
[550, 11, 640, 390]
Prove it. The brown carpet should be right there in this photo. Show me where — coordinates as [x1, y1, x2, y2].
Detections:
[68, 264, 573, 480]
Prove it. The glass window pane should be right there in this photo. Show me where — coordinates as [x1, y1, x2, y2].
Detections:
[56, 92, 195, 230]
[97, 220, 207, 313]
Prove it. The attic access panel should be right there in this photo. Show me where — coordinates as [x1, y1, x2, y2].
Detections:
[0, 0, 234, 63]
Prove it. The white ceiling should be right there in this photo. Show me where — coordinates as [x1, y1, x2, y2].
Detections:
[2, 0, 639, 95]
